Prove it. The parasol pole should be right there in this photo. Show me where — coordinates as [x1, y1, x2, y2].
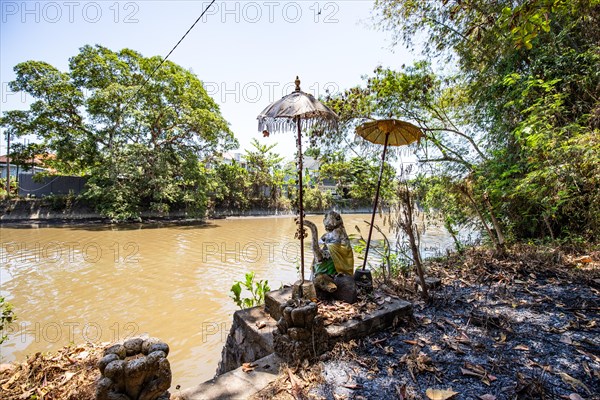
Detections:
[362, 132, 390, 270]
[296, 116, 305, 285]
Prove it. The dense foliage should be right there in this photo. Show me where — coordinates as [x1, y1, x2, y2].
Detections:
[322, 0, 600, 242]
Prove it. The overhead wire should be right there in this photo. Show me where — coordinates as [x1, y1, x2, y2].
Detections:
[8, 1, 218, 194]
[124, 0, 217, 110]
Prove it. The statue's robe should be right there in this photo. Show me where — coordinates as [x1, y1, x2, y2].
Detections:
[314, 243, 354, 276]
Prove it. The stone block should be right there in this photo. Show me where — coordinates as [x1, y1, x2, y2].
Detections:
[180, 354, 282, 400]
[326, 297, 413, 343]
[215, 305, 277, 375]
[292, 280, 317, 300]
[264, 286, 292, 321]
[416, 277, 442, 290]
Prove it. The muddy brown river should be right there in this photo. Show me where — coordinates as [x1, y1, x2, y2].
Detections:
[0, 214, 456, 389]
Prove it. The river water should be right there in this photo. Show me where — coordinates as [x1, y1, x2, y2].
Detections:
[0, 214, 456, 389]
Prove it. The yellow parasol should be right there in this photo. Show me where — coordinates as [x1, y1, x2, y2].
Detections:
[355, 119, 424, 271]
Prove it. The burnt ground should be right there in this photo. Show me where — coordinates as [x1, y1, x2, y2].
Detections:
[253, 245, 600, 400]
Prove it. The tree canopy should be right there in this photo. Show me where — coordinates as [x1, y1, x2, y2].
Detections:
[1, 45, 237, 220]
[318, 0, 600, 241]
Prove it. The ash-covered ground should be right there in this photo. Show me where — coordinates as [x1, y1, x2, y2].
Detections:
[254, 246, 600, 400]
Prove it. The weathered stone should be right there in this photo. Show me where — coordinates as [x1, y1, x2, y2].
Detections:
[276, 317, 287, 334]
[416, 277, 442, 290]
[96, 377, 133, 400]
[123, 337, 144, 356]
[217, 290, 414, 380]
[98, 337, 171, 400]
[141, 338, 163, 355]
[332, 275, 358, 304]
[180, 354, 282, 400]
[292, 280, 317, 300]
[265, 287, 292, 320]
[104, 360, 127, 392]
[216, 305, 277, 376]
[273, 299, 328, 363]
[353, 269, 373, 293]
[314, 274, 337, 293]
[273, 322, 328, 363]
[285, 301, 318, 329]
[124, 358, 148, 400]
[95, 377, 114, 400]
[148, 342, 169, 357]
[288, 327, 311, 341]
[98, 353, 120, 374]
[234, 327, 245, 345]
[290, 307, 306, 328]
[326, 297, 413, 344]
[104, 344, 126, 359]
[146, 351, 167, 369]
[282, 306, 293, 326]
[138, 358, 172, 400]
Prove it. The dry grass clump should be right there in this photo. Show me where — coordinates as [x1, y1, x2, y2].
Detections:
[250, 360, 325, 400]
[0, 342, 104, 400]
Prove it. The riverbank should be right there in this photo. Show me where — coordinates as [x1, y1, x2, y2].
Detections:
[250, 244, 600, 399]
[2, 244, 598, 399]
[0, 198, 374, 224]
[0, 342, 105, 399]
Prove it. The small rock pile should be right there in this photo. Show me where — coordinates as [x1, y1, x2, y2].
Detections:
[96, 337, 171, 400]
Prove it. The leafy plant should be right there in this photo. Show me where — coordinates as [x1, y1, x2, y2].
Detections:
[0, 178, 18, 198]
[1, 296, 16, 345]
[230, 272, 271, 309]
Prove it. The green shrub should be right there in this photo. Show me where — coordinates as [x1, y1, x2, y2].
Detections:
[230, 272, 270, 309]
[1, 296, 16, 345]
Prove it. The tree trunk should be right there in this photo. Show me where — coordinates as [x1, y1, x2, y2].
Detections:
[400, 185, 428, 300]
[483, 193, 506, 256]
[459, 186, 501, 253]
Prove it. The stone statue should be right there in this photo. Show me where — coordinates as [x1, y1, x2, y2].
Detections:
[303, 211, 357, 303]
[273, 298, 328, 362]
[96, 337, 171, 400]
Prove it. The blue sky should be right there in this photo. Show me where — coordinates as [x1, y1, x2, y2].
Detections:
[1, 0, 417, 159]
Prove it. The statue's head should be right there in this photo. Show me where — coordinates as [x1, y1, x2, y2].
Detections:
[323, 210, 343, 231]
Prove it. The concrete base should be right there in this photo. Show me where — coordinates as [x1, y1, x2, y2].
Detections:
[264, 287, 292, 321]
[178, 354, 282, 400]
[216, 305, 277, 375]
[265, 287, 413, 347]
[195, 288, 413, 399]
[325, 297, 413, 342]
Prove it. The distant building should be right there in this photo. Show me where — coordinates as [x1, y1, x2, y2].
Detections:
[0, 155, 48, 179]
[304, 156, 337, 192]
[221, 152, 248, 169]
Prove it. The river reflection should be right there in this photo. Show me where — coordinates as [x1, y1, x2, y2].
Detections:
[0, 214, 455, 388]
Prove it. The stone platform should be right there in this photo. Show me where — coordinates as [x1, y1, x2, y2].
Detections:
[216, 305, 277, 375]
[178, 354, 282, 400]
[266, 286, 413, 344]
[188, 287, 413, 399]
